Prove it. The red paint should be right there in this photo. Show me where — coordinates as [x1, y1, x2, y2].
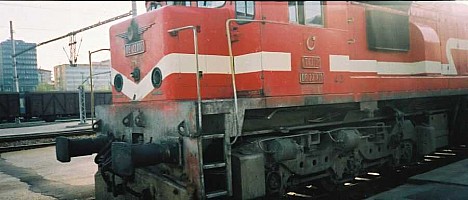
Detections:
[111, 1, 468, 103]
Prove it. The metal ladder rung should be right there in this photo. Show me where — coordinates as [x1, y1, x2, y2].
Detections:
[201, 133, 225, 139]
[206, 190, 228, 199]
[203, 162, 226, 170]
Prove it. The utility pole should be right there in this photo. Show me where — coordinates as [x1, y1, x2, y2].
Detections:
[89, 48, 110, 126]
[9, 21, 19, 92]
[78, 84, 86, 125]
[132, 1, 137, 17]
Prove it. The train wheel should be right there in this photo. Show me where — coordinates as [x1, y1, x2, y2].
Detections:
[43, 116, 57, 122]
[319, 178, 340, 192]
[399, 141, 414, 164]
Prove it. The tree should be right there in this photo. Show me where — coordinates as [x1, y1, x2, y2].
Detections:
[36, 83, 55, 91]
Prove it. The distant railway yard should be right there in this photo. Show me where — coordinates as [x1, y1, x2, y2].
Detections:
[0, 119, 81, 129]
[0, 91, 111, 123]
[0, 121, 96, 200]
[0, 122, 93, 153]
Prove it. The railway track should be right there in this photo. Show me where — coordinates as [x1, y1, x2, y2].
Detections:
[0, 118, 82, 129]
[0, 128, 95, 153]
[285, 145, 468, 200]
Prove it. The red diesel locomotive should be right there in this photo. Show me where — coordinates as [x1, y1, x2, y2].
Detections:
[57, 1, 468, 199]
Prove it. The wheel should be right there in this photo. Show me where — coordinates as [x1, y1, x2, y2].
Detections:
[43, 116, 56, 122]
[400, 141, 414, 164]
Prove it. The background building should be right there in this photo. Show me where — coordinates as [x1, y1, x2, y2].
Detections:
[54, 59, 111, 91]
[38, 68, 52, 84]
[0, 39, 38, 92]
[37, 68, 54, 91]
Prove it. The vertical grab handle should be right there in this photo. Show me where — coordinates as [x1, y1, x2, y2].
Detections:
[168, 26, 202, 135]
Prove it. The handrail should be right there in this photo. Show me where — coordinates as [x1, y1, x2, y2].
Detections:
[168, 26, 202, 134]
[225, 19, 289, 145]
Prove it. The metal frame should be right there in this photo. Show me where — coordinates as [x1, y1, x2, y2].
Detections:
[78, 85, 86, 124]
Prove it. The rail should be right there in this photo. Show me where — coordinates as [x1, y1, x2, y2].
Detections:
[0, 128, 93, 142]
[0, 119, 82, 129]
[0, 128, 94, 153]
[286, 145, 468, 199]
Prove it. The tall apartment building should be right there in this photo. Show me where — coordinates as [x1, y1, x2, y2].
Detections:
[54, 59, 111, 91]
[0, 39, 38, 92]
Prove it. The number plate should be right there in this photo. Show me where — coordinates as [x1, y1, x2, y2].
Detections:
[302, 56, 321, 69]
[125, 40, 145, 56]
[299, 72, 324, 84]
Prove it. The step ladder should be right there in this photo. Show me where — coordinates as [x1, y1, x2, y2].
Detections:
[198, 132, 232, 199]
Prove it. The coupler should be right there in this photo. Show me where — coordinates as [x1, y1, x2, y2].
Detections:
[111, 142, 180, 177]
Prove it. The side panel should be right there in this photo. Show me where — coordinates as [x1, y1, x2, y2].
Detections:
[0, 93, 19, 121]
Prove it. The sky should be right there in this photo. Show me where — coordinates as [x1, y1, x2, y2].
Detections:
[0, 1, 146, 74]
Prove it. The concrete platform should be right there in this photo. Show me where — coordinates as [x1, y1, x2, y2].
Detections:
[0, 146, 96, 199]
[368, 159, 468, 200]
